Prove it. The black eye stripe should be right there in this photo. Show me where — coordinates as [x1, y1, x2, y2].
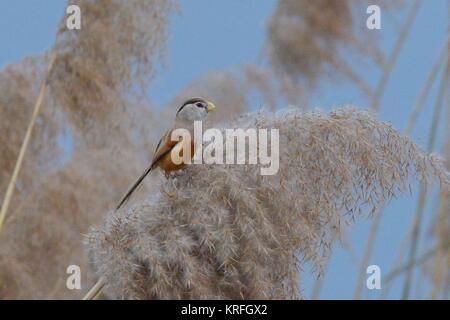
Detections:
[177, 98, 206, 114]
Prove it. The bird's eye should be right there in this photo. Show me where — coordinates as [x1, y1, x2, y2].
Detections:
[196, 102, 204, 108]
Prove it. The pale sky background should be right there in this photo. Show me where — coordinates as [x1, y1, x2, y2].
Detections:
[0, 0, 448, 299]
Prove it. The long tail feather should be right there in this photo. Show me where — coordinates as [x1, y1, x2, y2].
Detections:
[116, 164, 153, 210]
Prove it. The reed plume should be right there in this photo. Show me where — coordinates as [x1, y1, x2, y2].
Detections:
[0, 0, 175, 298]
[87, 107, 449, 299]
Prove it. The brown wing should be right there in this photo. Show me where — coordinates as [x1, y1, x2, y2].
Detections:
[150, 128, 179, 167]
[116, 129, 178, 210]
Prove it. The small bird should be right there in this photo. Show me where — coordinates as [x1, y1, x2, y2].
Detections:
[116, 98, 216, 210]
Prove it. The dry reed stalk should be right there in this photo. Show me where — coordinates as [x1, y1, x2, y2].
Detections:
[402, 63, 449, 299]
[384, 241, 450, 285]
[0, 54, 56, 231]
[378, 34, 450, 301]
[353, 208, 383, 299]
[430, 196, 446, 299]
[353, 1, 422, 299]
[0, 0, 175, 299]
[380, 230, 410, 299]
[429, 46, 450, 298]
[405, 38, 449, 134]
[354, 8, 450, 299]
[370, 0, 421, 110]
[82, 277, 106, 300]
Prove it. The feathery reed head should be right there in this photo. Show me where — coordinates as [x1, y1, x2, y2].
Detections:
[87, 107, 449, 299]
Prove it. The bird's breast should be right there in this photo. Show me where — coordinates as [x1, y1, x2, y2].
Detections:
[157, 139, 196, 173]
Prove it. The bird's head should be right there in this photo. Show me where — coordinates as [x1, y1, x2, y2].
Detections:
[176, 98, 215, 122]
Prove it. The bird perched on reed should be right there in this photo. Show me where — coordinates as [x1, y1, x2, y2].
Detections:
[116, 98, 216, 210]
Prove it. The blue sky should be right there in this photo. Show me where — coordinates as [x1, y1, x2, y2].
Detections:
[0, 0, 448, 299]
